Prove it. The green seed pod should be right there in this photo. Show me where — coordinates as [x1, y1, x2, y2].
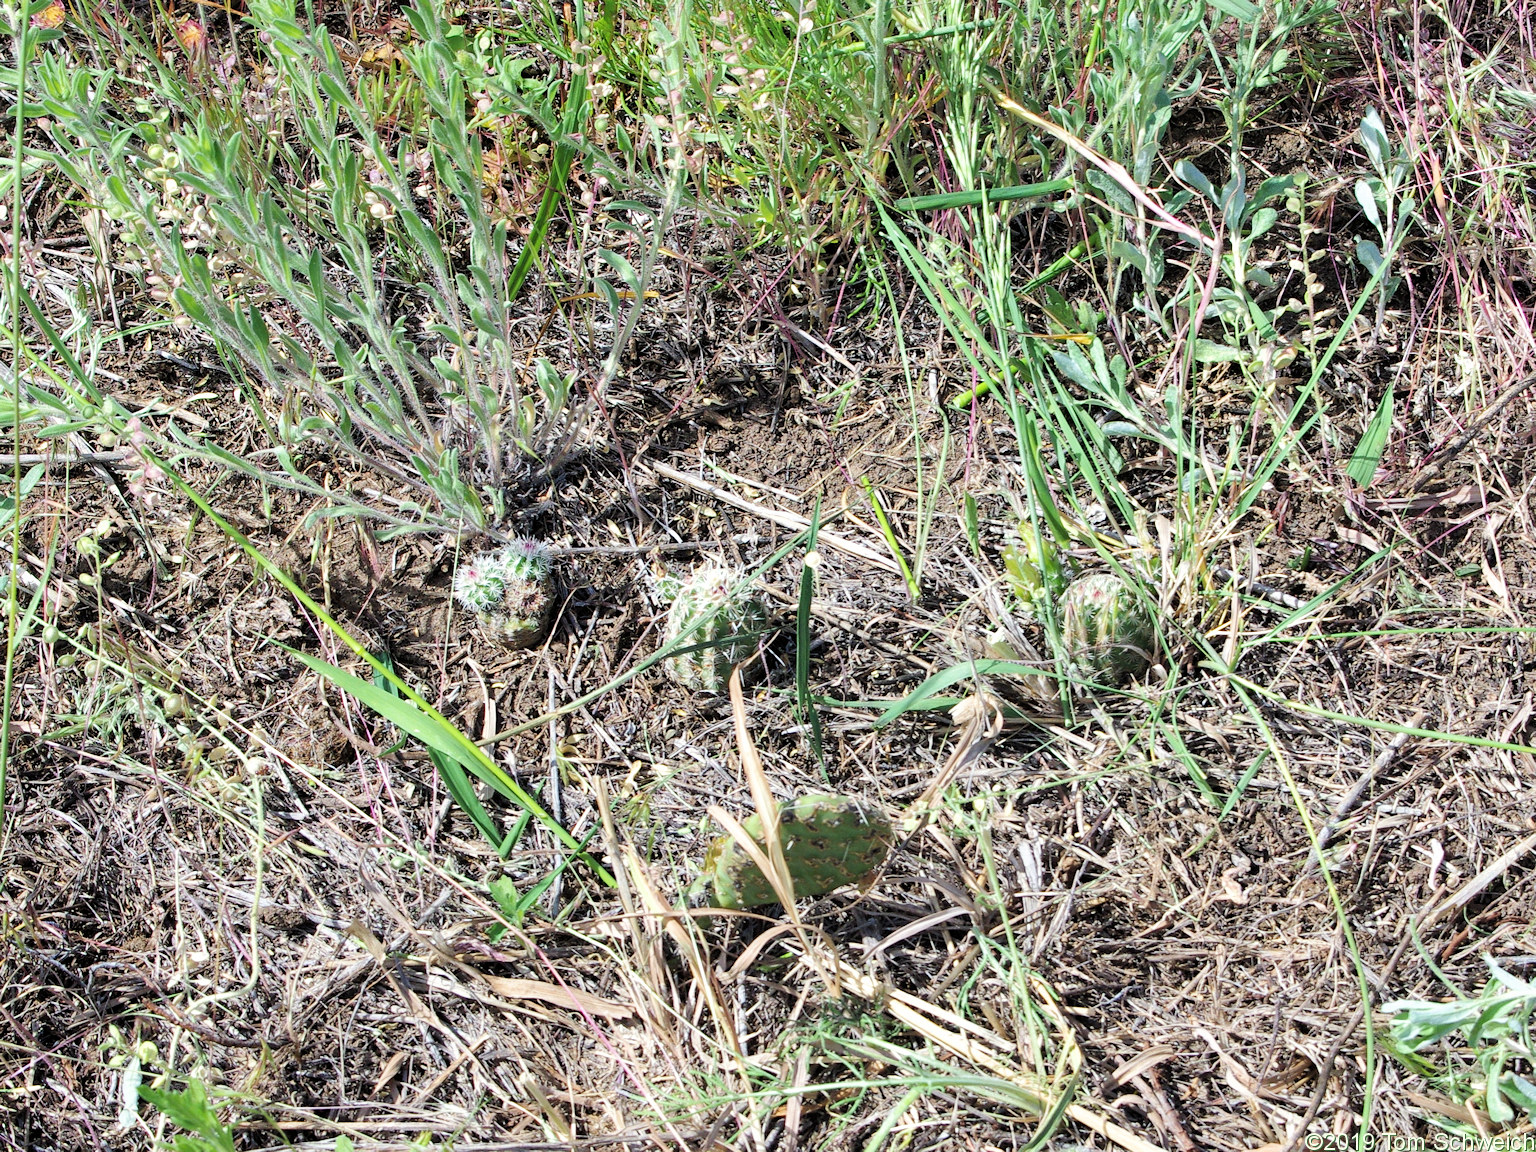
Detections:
[660, 565, 768, 694]
[1059, 572, 1155, 682]
[1002, 523, 1070, 620]
[706, 793, 894, 910]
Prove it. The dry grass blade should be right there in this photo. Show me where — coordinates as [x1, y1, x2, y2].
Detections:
[820, 954, 1161, 1152]
[647, 460, 901, 574]
[988, 88, 1213, 250]
[476, 976, 634, 1021]
[900, 691, 1006, 830]
[1422, 830, 1536, 929]
[716, 666, 841, 993]
[599, 778, 746, 1077]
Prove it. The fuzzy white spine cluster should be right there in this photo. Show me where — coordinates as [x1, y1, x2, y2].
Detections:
[659, 565, 766, 692]
[453, 538, 552, 617]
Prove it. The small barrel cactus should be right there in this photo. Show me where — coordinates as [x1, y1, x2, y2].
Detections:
[453, 538, 555, 650]
[658, 565, 768, 693]
[704, 793, 894, 909]
[1059, 571, 1155, 681]
[1003, 523, 1070, 620]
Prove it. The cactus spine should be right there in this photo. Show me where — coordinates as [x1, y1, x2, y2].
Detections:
[1059, 571, 1155, 681]
[453, 538, 555, 650]
[659, 565, 768, 693]
[705, 793, 894, 909]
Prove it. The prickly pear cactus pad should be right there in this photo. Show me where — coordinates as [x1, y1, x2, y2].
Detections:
[453, 538, 555, 650]
[1059, 571, 1156, 681]
[660, 565, 769, 693]
[705, 794, 894, 910]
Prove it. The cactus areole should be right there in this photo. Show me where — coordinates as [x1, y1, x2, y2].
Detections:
[1059, 571, 1155, 681]
[705, 793, 894, 909]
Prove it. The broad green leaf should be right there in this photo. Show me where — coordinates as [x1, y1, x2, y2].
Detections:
[1356, 238, 1386, 275]
[1247, 207, 1278, 240]
[1208, 0, 1260, 20]
[1359, 107, 1390, 171]
[1173, 159, 1216, 205]
[139, 1081, 234, 1152]
[1193, 339, 1245, 363]
[1355, 178, 1383, 232]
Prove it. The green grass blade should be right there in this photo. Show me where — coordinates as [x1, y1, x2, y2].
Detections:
[1019, 223, 1106, 296]
[373, 650, 507, 852]
[289, 647, 586, 846]
[874, 659, 1049, 727]
[892, 178, 1073, 211]
[507, 36, 587, 300]
[427, 747, 505, 850]
[1346, 383, 1394, 487]
[1019, 418, 1072, 547]
[0, 10, 39, 834]
[1234, 226, 1410, 517]
[1223, 670, 1536, 756]
[797, 500, 826, 775]
[859, 475, 919, 600]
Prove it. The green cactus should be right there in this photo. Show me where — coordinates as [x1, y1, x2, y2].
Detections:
[453, 553, 507, 615]
[453, 538, 555, 650]
[1002, 522, 1071, 620]
[659, 565, 769, 693]
[704, 793, 894, 909]
[1059, 571, 1155, 681]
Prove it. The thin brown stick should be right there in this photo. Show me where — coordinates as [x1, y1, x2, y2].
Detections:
[1144, 1064, 1197, 1152]
[1409, 370, 1536, 491]
[644, 459, 901, 574]
[1306, 709, 1427, 868]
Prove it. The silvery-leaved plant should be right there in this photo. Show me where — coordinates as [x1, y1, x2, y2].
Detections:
[32, 0, 665, 536]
